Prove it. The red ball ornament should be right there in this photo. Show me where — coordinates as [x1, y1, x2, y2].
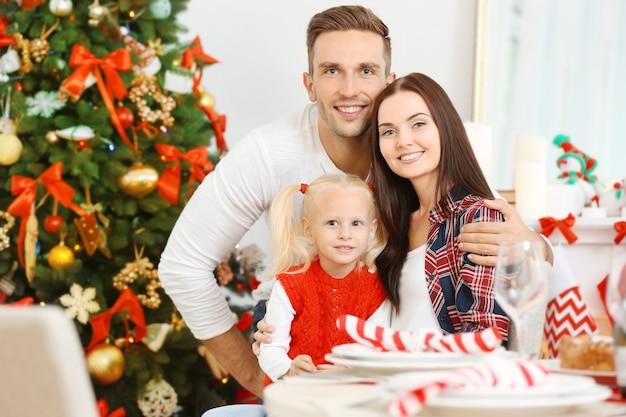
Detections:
[43, 215, 64, 234]
[114, 106, 134, 129]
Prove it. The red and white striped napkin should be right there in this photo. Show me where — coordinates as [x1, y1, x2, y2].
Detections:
[336, 314, 503, 354]
[387, 358, 550, 417]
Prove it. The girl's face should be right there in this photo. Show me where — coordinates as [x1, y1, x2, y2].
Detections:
[302, 187, 377, 278]
[377, 90, 441, 187]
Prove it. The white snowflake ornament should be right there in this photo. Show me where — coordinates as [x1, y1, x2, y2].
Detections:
[59, 283, 101, 324]
[25, 91, 64, 117]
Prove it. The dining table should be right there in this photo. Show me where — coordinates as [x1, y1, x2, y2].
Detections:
[263, 357, 626, 417]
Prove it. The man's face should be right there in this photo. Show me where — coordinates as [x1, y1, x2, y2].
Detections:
[303, 30, 394, 142]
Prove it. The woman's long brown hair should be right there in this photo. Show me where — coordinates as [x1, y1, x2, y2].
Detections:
[368, 72, 494, 310]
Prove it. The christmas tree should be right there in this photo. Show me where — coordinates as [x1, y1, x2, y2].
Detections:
[0, 0, 258, 415]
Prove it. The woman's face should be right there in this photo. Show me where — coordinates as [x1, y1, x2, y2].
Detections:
[377, 90, 441, 185]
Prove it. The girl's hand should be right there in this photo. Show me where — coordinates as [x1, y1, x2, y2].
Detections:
[284, 354, 316, 377]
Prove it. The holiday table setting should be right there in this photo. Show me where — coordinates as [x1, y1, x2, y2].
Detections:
[264, 126, 626, 417]
[263, 315, 626, 417]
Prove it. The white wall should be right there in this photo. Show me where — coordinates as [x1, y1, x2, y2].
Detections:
[177, 1, 476, 255]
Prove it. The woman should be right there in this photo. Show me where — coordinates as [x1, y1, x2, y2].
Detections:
[369, 72, 509, 340]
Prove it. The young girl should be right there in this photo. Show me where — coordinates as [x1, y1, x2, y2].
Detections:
[258, 173, 390, 382]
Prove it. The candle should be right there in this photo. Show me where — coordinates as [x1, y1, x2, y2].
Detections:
[516, 134, 548, 163]
[514, 134, 548, 219]
[515, 161, 546, 219]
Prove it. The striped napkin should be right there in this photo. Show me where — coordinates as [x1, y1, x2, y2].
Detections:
[336, 314, 503, 353]
[388, 358, 549, 417]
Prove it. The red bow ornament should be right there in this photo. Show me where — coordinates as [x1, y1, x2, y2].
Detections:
[59, 45, 138, 152]
[181, 36, 218, 84]
[0, 17, 14, 48]
[7, 162, 91, 266]
[538, 213, 578, 244]
[615, 221, 626, 245]
[97, 399, 125, 417]
[180, 36, 229, 155]
[155, 144, 213, 205]
[202, 108, 228, 155]
[86, 288, 147, 351]
[16, 0, 46, 10]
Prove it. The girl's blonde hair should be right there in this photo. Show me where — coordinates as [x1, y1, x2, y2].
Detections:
[267, 173, 387, 277]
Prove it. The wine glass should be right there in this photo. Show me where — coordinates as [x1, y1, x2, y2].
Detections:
[494, 240, 549, 357]
[606, 249, 626, 389]
[606, 250, 626, 332]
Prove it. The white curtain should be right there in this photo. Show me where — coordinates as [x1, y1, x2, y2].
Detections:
[485, 0, 626, 190]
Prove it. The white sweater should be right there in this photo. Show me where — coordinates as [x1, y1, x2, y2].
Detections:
[159, 104, 346, 340]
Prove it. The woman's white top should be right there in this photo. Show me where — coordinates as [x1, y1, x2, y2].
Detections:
[391, 244, 440, 331]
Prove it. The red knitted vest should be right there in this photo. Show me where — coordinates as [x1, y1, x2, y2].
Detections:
[278, 260, 386, 365]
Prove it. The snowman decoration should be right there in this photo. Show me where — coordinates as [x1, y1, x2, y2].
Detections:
[553, 134, 604, 206]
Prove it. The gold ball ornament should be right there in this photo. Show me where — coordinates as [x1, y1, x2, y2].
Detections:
[0, 134, 23, 165]
[117, 163, 159, 198]
[49, 0, 74, 16]
[86, 343, 125, 385]
[45, 131, 60, 144]
[197, 91, 215, 110]
[48, 242, 75, 268]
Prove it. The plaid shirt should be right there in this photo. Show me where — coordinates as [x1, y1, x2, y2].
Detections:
[424, 186, 510, 341]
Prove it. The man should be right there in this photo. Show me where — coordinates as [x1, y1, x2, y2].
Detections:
[158, 5, 552, 400]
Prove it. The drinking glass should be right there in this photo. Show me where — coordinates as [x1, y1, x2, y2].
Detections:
[494, 240, 549, 357]
[606, 249, 626, 391]
[606, 251, 626, 332]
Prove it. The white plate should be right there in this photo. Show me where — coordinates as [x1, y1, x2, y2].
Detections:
[331, 343, 512, 363]
[331, 343, 467, 362]
[327, 343, 518, 372]
[325, 352, 491, 372]
[382, 371, 597, 399]
[424, 385, 612, 417]
[443, 373, 596, 398]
